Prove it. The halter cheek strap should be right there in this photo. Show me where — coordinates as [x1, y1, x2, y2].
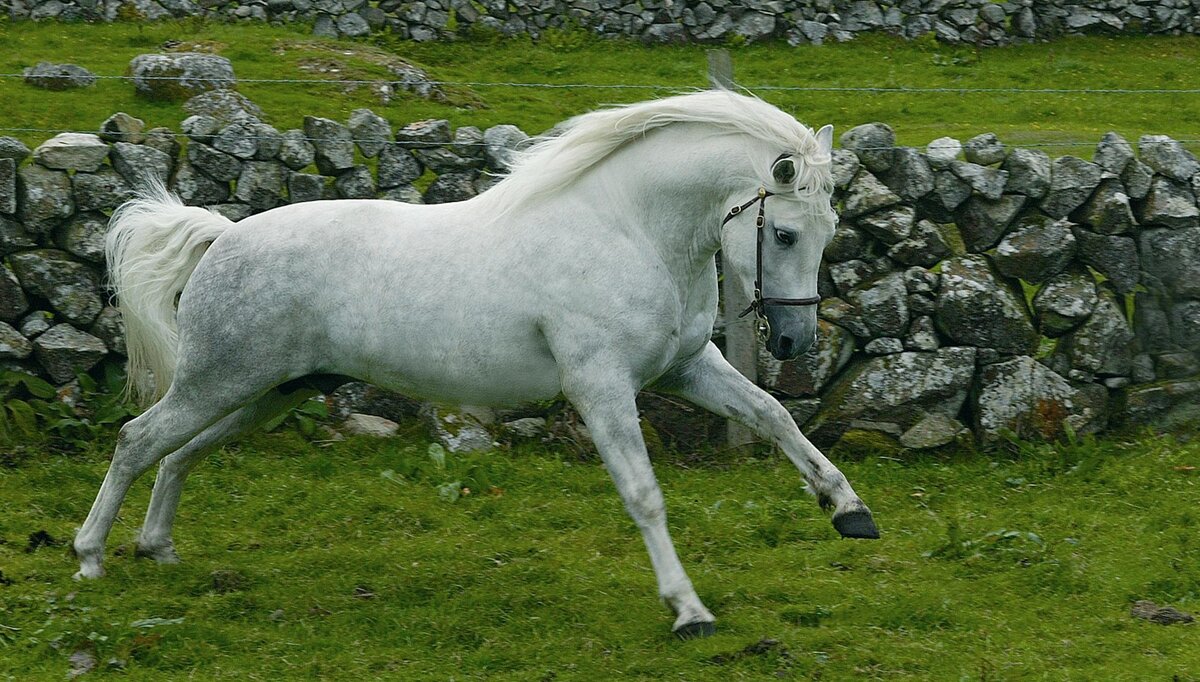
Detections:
[721, 174, 822, 322]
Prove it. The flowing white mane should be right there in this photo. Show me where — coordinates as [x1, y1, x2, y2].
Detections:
[481, 90, 833, 218]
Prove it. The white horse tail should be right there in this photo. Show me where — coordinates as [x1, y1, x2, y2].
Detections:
[106, 181, 233, 406]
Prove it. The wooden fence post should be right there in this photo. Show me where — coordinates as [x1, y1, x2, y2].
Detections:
[708, 49, 758, 452]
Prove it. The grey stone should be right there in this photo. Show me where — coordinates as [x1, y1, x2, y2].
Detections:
[88, 306, 125, 355]
[992, 214, 1077, 284]
[18, 165, 73, 234]
[33, 133, 110, 172]
[187, 143, 242, 183]
[423, 172, 477, 204]
[829, 258, 891, 298]
[245, 120, 281, 161]
[208, 204, 253, 222]
[336, 11, 372, 36]
[33, 323, 107, 384]
[925, 137, 961, 170]
[287, 172, 326, 204]
[0, 321, 31, 360]
[0, 267, 29, 321]
[644, 22, 688, 44]
[1002, 148, 1051, 199]
[1033, 269, 1097, 337]
[887, 219, 951, 267]
[110, 142, 172, 189]
[129, 53, 236, 100]
[278, 130, 316, 170]
[0, 137, 30, 165]
[211, 120, 259, 161]
[171, 159, 229, 206]
[864, 337, 904, 355]
[0, 158, 14, 214]
[1060, 292, 1134, 376]
[378, 144, 424, 189]
[926, 170, 973, 221]
[99, 112, 145, 144]
[732, 12, 776, 41]
[483, 124, 529, 172]
[1094, 131, 1135, 175]
[1156, 352, 1200, 380]
[234, 161, 285, 210]
[1074, 178, 1135, 235]
[9, 250, 102, 326]
[831, 149, 861, 190]
[181, 115, 220, 144]
[879, 147, 934, 202]
[328, 382, 420, 423]
[903, 266, 939, 295]
[899, 412, 965, 449]
[348, 108, 390, 158]
[413, 147, 482, 174]
[143, 127, 181, 162]
[1131, 353, 1156, 384]
[1119, 380, 1200, 427]
[935, 255, 1037, 354]
[824, 224, 870, 263]
[1139, 176, 1199, 229]
[963, 133, 1006, 166]
[847, 271, 910, 339]
[342, 413, 400, 437]
[1072, 228, 1139, 295]
[856, 205, 915, 244]
[840, 123, 894, 174]
[974, 355, 1103, 441]
[421, 404, 494, 453]
[805, 346, 977, 446]
[903, 315, 939, 351]
[954, 194, 1024, 252]
[19, 311, 52, 339]
[451, 126, 485, 160]
[781, 398, 821, 428]
[818, 297, 872, 339]
[1138, 135, 1200, 182]
[73, 167, 134, 213]
[396, 119, 451, 149]
[1135, 294, 1177, 355]
[908, 293, 936, 316]
[500, 417, 547, 441]
[312, 14, 338, 38]
[0, 215, 34, 255]
[842, 171, 901, 219]
[1040, 156, 1104, 219]
[950, 161, 1007, 200]
[1171, 300, 1200, 353]
[182, 90, 265, 125]
[334, 166, 375, 199]
[381, 185, 424, 204]
[304, 116, 356, 175]
[23, 62, 96, 90]
[1122, 158, 1154, 201]
[1139, 228, 1200, 299]
[54, 212, 108, 263]
[841, 0, 883, 30]
[757, 319, 855, 397]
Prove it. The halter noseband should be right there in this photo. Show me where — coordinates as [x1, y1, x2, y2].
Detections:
[721, 158, 822, 325]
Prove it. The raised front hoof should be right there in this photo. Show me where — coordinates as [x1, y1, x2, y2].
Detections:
[673, 620, 716, 640]
[135, 542, 181, 565]
[832, 509, 880, 539]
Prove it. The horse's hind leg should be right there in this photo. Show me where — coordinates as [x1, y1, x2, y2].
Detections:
[73, 387, 251, 580]
[136, 388, 319, 564]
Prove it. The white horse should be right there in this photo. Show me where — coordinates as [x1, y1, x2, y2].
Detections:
[74, 90, 877, 638]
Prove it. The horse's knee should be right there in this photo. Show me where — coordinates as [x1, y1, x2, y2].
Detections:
[625, 482, 666, 527]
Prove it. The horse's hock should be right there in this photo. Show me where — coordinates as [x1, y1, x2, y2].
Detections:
[2, 107, 1198, 450]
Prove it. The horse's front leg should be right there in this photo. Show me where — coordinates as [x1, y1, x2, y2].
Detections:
[563, 370, 715, 638]
[658, 343, 879, 539]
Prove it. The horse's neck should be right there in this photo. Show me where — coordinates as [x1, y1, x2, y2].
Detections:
[569, 127, 766, 278]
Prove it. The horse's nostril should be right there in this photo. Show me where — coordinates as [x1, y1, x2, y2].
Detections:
[778, 335, 795, 357]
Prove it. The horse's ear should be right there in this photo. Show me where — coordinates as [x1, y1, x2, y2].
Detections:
[772, 157, 797, 185]
[815, 124, 834, 155]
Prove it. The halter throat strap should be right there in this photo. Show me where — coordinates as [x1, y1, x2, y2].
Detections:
[721, 178, 822, 320]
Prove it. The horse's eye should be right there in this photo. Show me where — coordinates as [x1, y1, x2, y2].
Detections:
[775, 229, 796, 246]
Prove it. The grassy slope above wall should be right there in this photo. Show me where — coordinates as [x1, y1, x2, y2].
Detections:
[1, 21, 1200, 149]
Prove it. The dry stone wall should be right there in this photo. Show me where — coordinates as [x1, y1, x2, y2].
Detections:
[1, 102, 1198, 449]
[6, 0, 1200, 45]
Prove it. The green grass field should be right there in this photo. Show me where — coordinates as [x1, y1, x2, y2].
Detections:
[2, 20, 1200, 152]
[1, 427, 1198, 680]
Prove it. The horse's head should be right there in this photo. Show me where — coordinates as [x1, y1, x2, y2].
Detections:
[722, 124, 837, 361]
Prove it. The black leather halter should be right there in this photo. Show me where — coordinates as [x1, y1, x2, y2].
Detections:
[721, 168, 823, 322]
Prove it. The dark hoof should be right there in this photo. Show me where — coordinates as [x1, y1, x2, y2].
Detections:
[674, 620, 716, 640]
[832, 509, 880, 539]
